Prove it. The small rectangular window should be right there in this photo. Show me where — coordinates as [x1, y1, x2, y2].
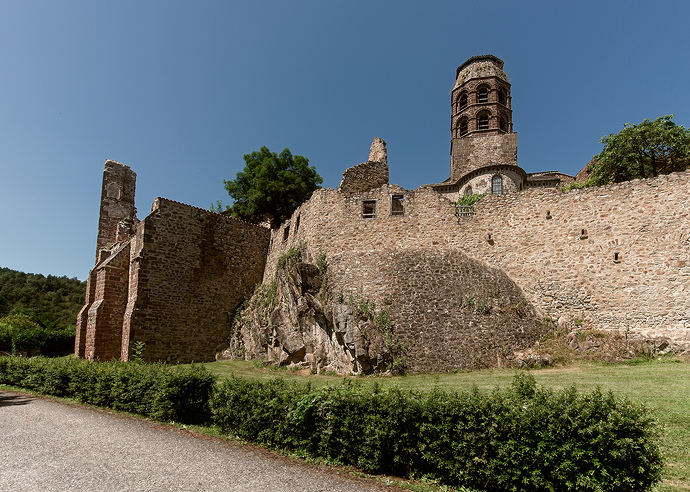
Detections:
[362, 200, 377, 219]
[283, 224, 290, 242]
[391, 195, 405, 216]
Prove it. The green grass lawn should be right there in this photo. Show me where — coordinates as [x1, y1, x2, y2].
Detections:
[201, 357, 690, 491]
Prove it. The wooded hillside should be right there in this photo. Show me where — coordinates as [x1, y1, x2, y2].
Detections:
[0, 267, 86, 329]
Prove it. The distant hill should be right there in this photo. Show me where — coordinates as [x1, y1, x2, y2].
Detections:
[0, 267, 86, 329]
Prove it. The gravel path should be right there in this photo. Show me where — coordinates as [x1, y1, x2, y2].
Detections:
[0, 391, 402, 491]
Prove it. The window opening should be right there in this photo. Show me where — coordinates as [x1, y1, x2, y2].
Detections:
[294, 215, 300, 234]
[499, 116, 508, 132]
[464, 186, 473, 196]
[477, 87, 489, 103]
[459, 92, 468, 110]
[459, 118, 469, 136]
[362, 200, 377, 219]
[478, 113, 489, 130]
[492, 175, 503, 194]
[498, 89, 506, 105]
[391, 195, 405, 216]
[283, 224, 290, 242]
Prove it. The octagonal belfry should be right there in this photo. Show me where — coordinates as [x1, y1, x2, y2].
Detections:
[449, 55, 518, 184]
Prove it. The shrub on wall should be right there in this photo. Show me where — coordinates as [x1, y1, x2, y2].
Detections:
[210, 374, 662, 491]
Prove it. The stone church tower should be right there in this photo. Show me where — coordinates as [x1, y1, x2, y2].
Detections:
[449, 55, 521, 194]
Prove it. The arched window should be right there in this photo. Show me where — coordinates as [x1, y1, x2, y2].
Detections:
[459, 117, 469, 136]
[498, 89, 506, 105]
[499, 116, 508, 132]
[459, 92, 468, 110]
[477, 112, 490, 130]
[464, 186, 473, 196]
[477, 85, 489, 103]
[492, 175, 503, 194]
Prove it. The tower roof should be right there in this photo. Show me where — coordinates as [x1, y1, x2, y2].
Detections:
[454, 55, 508, 89]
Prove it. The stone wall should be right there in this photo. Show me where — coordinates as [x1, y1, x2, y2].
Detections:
[83, 242, 131, 360]
[451, 133, 518, 181]
[96, 160, 137, 260]
[338, 138, 389, 194]
[120, 198, 270, 363]
[78, 161, 271, 363]
[467, 171, 690, 344]
[265, 170, 690, 370]
[265, 184, 545, 371]
[79, 156, 690, 370]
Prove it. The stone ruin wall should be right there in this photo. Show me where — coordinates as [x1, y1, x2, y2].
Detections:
[95, 160, 137, 257]
[78, 242, 132, 360]
[120, 198, 270, 363]
[337, 137, 389, 194]
[79, 159, 690, 369]
[78, 160, 271, 363]
[265, 169, 690, 370]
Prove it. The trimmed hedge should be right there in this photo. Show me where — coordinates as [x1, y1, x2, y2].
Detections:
[210, 374, 663, 492]
[0, 356, 214, 424]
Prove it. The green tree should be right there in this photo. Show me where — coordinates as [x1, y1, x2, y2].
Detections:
[588, 115, 690, 185]
[209, 200, 230, 213]
[224, 146, 322, 227]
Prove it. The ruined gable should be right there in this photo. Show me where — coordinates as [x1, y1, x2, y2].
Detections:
[77, 161, 270, 363]
[338, 137, 389, 194]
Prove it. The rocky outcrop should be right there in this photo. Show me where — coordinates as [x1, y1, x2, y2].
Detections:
[223, 255, 393, 374]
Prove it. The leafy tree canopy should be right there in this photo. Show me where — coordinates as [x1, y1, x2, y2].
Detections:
[588, 115, 690, 185]
[224, 146, 322, 227]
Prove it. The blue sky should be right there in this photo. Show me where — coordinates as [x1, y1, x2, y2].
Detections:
[1, 1, 689, 280]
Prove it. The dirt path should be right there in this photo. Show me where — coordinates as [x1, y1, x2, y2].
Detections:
[0, 391, 401, 491]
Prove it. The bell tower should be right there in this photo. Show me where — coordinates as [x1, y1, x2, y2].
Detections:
[449, 55, 517, 182]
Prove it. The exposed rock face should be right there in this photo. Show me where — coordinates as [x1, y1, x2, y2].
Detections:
[224, 257, 392, 374]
